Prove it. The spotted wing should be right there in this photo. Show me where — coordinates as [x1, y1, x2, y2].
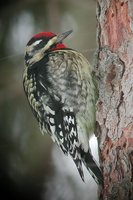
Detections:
[37, 78, 84, 181]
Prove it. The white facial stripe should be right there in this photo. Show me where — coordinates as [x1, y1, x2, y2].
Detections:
[26, 36, 57, 55]
[26, 39, 43, 56]
[25, 36, 58, 65]
[33, 39, 42, 46]
[43, 36, 57, 51]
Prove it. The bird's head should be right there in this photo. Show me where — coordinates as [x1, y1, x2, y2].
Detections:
[25, 30, 72, 66]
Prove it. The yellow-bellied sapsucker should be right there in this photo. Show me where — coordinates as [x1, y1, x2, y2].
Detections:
[23, 30, 103, 185]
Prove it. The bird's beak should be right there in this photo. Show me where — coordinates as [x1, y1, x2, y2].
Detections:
[56, 30, 73, 43]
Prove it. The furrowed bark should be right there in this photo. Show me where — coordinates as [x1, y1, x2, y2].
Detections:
[96, 0, 133, 199]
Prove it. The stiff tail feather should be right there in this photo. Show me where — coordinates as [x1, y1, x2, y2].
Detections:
[80, 148, 103, 185]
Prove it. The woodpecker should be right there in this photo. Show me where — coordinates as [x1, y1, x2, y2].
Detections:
[23, 30, 103, 185]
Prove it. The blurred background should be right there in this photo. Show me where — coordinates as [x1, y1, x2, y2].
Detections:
[0, 0, 97, 199]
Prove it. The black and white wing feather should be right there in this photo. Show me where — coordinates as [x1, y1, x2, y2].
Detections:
[38, 79, 84, 181]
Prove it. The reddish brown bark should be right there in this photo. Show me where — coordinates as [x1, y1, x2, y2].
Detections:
[96, 0, 133, 199]
[101, 0, 130, 51]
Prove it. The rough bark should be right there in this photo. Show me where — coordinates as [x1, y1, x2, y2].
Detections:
[96, 0, 133, 199]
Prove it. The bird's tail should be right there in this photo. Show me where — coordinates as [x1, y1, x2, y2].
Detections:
[80, 148, 103, 185]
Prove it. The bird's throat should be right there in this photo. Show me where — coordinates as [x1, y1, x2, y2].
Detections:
[50, 43, 67, 51]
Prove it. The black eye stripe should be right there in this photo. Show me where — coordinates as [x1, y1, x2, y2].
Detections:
[25, 52, 32, 60]
[27, 37, 49, 46]
[34, 41, 45, 50]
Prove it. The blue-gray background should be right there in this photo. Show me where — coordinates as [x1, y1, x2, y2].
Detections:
[0, 0, 97, 199]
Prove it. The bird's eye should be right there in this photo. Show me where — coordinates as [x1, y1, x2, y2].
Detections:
[33, 39, 45, 51]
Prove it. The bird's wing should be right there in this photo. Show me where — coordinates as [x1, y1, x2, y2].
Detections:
[35, 53, 84, 180]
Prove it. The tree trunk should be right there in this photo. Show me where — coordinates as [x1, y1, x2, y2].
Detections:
[96, 0, 133, 199]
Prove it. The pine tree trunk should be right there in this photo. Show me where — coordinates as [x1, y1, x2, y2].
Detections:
[96, 0, 133, 199]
